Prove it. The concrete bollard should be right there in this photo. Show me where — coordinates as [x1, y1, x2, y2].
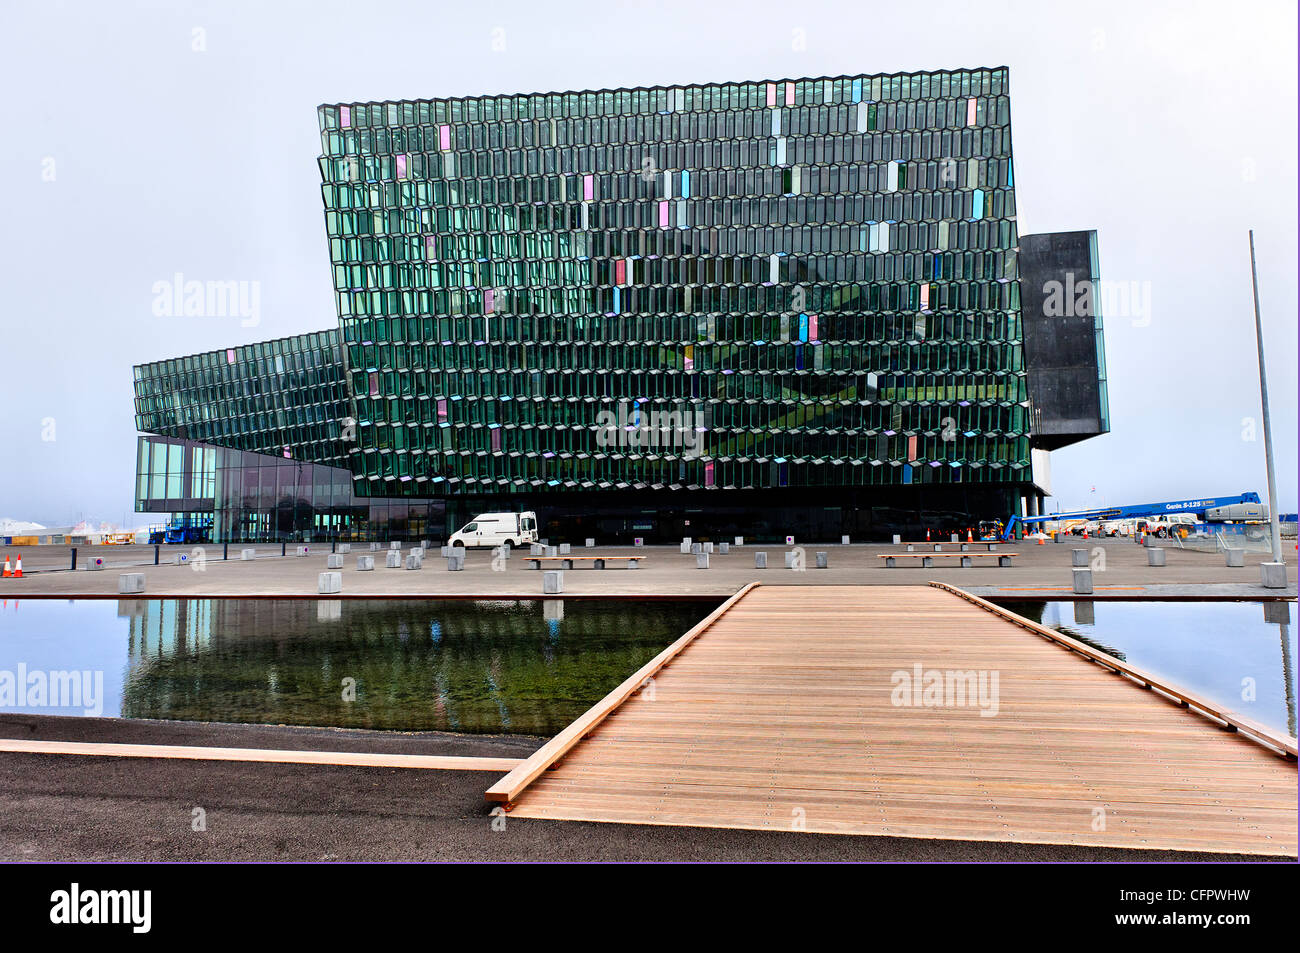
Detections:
[86, 556, 105, 571]
[546, 546, 559, 557]
[241, 548, 255, 560]
[585, 538, 595, 548]
[369, 543, 380, 552]
[815, 552, 828, 569]
[633, 537, 644, 547]
[118, 573, 145, 594]
[960, 556, 973, 568]
[530, 544, 543, 556]
[356, 555, 374, 571]
[295, 545, 310, 557]
[681, 538, 692, 554]
[704, 542, 713, 554]
[1147, 548, 1166, 567]
[1053, 532, 1065, 543]
[337, 543, 351, 554]
[446, 552, 465, 571]
[1225, 549, 1245, 568]
[1071, 549, 1088, 567]
[950, 534, 959, 543]
[784, 551, 799, 569]
[755, 552, 767, 569]
[696, 552, 710, 569]
[318, 572, 342, 594]
[543, 570, 563, 594]
[390, 541, 401, 550]
[734, 536, 744, 547]
[841, 535, 851, 545]
[327, 554, 344, 569]
[172, 553, 189, 566]
[386, 550, 402, 569]
[719, 542, 729, 554]
[1261, 562, 1287, 589]
[405, 553, 423, 570]
[1072, 569, 1094, 594]
[892, 534, 902, 545]
[559, 543, 571, 555]
[691, 542, 703, 555]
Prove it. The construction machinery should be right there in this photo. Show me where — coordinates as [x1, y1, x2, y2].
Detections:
[1001, 493, 1264, 541]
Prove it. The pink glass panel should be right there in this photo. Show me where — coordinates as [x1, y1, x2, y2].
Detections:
[340, 105, 351, 128]
[659, 200, 669, 227]
[583, 173, 594, 200]
[966, 98, 977, 126]
[439, 124, 451, 150]
[766, 83, 776, 107]
[785, 82, 795, 106]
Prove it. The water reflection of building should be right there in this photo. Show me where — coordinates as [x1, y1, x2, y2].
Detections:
[115, 598, 709, 735]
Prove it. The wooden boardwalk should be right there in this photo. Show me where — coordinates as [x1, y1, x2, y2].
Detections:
[488, 584, 1298, 855]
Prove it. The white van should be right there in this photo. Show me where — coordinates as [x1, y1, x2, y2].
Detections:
[448, 511, 539, 549]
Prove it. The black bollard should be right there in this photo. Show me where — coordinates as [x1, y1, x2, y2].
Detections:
[281, 541, 286, 557]
[154, 544, 160, 565]
[223, 542, 229, 560]
[70, 547, 77, 571]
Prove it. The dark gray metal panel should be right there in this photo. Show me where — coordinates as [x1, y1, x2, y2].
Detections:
[1019, 230, 1110, 450]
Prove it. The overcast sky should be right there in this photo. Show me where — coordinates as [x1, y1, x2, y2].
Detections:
[0, 0, 1295, 526]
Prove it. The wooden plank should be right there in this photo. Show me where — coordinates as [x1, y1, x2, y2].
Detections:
[0, 738, 522, 772]
[499, 585, 1297, 854]
[484, 582, 760, 804]
[928, 581, 1298, 758]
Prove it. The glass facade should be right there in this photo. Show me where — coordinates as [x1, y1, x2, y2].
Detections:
[134, 331, 351, 469]
[131, 68, 1108, 542]
[135, 435, 443, 542]
[317, 69, 1027, 497]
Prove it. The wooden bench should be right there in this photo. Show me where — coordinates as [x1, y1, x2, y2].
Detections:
[525, 555, 645, 570]
[898, 541, 1006, 552]
[880, 553, 1017, 568]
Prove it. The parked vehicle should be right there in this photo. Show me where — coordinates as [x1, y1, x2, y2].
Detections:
[1134, 514, 1196, 539]
[448, 511, 539, 548]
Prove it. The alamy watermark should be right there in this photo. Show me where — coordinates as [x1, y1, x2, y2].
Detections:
[890, 663, 1000, 717]
[151, 272, 260, 327]
[595, 401, 705, 459]
[0, 665, 105, 716]
[1042, 273, 1151, 327]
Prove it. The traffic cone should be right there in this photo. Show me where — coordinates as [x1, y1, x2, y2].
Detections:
[925, 528, 931, 541]
[1, 556, 9, 578]
[12, 554, 20, 579]
[967, 528, 974, 542]
[1082, 528, 1088, 539]
[1037, 534, 1045, 545]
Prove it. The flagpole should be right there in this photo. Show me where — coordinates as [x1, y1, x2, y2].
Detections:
[1248, 230, 1284, 568]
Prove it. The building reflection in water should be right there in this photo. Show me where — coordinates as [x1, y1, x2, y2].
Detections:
[116, 597, 714, 735]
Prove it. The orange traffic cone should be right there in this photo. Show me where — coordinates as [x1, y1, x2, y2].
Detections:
[1037, 534, 1045, 545]
[1082, 528, 1088, 539]
[925, 528, 931, 541]
[1, 556, 9, 578]
[966, 528, 974, 542]
[12, 554, 20, 579]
